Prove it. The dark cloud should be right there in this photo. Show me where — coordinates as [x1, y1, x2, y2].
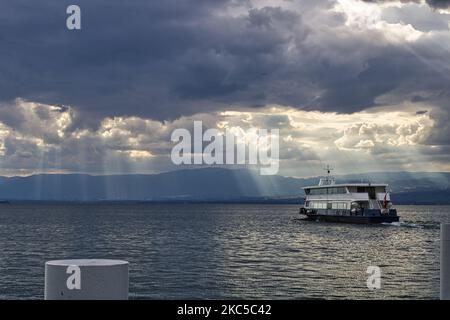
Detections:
[1, 0, 310, 122]
[427, 0, 450, 8]
[0, 0, 449, 125]
[0, 0, 237, 121]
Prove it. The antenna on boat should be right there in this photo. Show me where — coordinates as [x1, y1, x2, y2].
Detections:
[324, 164, 334, 176]
[319, 164, 335, 186]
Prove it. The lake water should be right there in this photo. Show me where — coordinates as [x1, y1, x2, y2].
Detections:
[0, 203, 448, 299]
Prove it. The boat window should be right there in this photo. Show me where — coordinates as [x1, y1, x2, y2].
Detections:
[309, 187, 347, 195]
[310, 201, 328, 209]
[330, 187, 346, 194]
[311, 202, 327, 209]
[310, 188, 325, 195]
[337, 187, 346, 194]
[331, 202, 348, 209]
[327, 203, 332, 209]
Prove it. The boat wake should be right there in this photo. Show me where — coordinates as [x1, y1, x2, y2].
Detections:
[381, 221, 440, 229]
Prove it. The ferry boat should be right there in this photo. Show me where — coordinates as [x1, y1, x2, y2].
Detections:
[299, 167, 399, 224]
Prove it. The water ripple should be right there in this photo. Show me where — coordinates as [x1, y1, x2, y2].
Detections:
[0, 203, 446, 299]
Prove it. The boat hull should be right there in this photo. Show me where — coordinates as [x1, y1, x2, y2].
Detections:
[303, 214, 399, 224]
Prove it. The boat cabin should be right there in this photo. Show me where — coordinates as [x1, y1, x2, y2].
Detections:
[303, 183, 392, 212]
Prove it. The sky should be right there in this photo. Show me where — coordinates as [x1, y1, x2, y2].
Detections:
[0, 0, 450, 177]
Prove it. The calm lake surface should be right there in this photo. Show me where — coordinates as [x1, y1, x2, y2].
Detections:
[0, 203, 448, 299]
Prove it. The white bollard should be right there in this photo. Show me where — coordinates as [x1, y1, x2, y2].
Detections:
[45, 259, 129, 300]
[441, 224, 450, 300]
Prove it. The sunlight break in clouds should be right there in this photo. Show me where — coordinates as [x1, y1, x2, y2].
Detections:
[0, 99, 440, 177]
[1, 1, 450, 176]
[334, 0, 424, 42]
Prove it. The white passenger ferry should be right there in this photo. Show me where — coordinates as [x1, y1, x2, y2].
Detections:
[299, 167, 399, 224]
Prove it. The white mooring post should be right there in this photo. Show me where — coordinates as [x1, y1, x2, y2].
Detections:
[45, 259, 129, 300]
[441, 224, 450, 300]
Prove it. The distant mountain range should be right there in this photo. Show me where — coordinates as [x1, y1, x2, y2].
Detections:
[0, 168, 449, 204]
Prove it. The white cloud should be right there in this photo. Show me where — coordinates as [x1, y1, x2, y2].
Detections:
[0, 99, 444, 177]
[334, 0, 425, 42]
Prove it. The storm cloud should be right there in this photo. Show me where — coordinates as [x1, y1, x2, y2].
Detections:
[0, 1, 310, 122]
[0, 0, 448, 120]
[1, 0, 450, 175]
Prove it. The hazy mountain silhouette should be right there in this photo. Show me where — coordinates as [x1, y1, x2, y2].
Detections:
[0, 168, 449, 204]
